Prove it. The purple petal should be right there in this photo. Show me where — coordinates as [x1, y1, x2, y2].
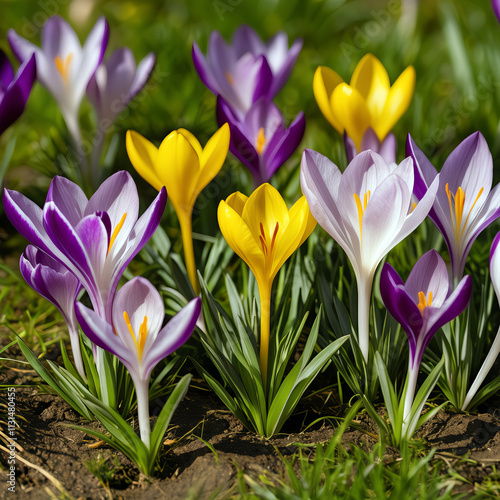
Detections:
[265, 111, 305, 178]
[231, 25, 266, 58]
[75, 302, 133, 370]
[192, 41, 218, 95]
[405, 249, 449, 307]
[127, 52, 155, 102]
[251, 55, 273, 103]
[405, 134, 438, 201]
[0, 50, 15, 89]
[377, 133, 396, 165]
[268, 36, 302, 98]
[490, 231, 500, 301]
[3, 188, 51, 253]
[494, 0, 500, 23]
[142, 297, 201, 378]
[7, 29, 40, 63]
[344, 133, 357, 163]
[380, 263, 422, 357]
[46, 175, 88, 227]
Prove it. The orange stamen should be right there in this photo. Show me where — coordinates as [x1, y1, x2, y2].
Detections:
[353, 190, 370, 242]
[123, 311, 148, 362]
[55, 53, 73, 83]
[225, 72, 234, 85]
[108, 213, 127, 254]
[256, 127, 266, 155]
[417, 291, 432, 316]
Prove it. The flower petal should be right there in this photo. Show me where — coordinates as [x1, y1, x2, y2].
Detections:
[313, 66, 344, 133]
[126, 130, 163, 191]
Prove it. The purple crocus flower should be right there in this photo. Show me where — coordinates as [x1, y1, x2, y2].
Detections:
[86, 48, 155, 128]
[0, 50, 36, 135]
[380, 250, 472, 423]
[8, 15, 109, 148]
[407, 132, 500, 283]
[344, 128, 396, 165]
[76, 277, 201, 447]
[300, 149, 439, 362]
[218, 96, 305, 185]
[3, 171, 166, 322]
[193, 25, 302, 116]
[20, 245, 85, 379]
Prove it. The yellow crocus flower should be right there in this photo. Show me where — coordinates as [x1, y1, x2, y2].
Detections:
[313, 54, 415, 150]
[126, 123, 230, 294]
[218, 183, 316, 385]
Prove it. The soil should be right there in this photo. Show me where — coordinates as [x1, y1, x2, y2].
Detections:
[2, 359, 500, 499]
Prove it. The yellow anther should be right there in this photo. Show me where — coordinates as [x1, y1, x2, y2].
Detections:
[123, 311, 148, 362]
[55, 53, 73, 83]
[445, 183, 484, 242]
[256, 127, 266, 155]
[225, 72, 234, 85]
[417, 290, 432, 316]
[107, 213, 127, 254]
[354, 190, 370, 242]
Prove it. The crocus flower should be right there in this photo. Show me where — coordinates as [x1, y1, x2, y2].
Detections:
[20, 245, 85, 380]
[407, 132, 500, 283]
[462, 231, 500, 410]
[313, 54, 415, 155]
[3, 171, 166, 322]
[8, 16, 109, 156]
[344, 129, 396, 165]
[0, 50, 36, 135]
[218, 183, 316, 385]
[380, 250, 472, 426]
[193, 25, 302, 116]
[126, 124, 230, 294]
[300, 149, 438, 362]
[87, 48, 155, 127]
[76, 277, 201, 447]
[217, 96, 305, 186]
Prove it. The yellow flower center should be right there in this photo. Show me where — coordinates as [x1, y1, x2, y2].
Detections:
[107, 213, 127, 255]
[259, 221, 279, 257]
[256, 127, 266, 155]
[417, 291, 432, 316]
[353, 190, 370, 242]
[445, 183, 484, 243]
[123, 311, 148, 362]
[55, 53, 73, 83]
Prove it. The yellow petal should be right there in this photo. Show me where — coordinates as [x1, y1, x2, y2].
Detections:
[126, 130, 163, 191]
[218, 200, 265, 281]
[350, 54, 390, 121]
[241, 183, 290, 248]
[196, 123, 230, 196]
[376, 65, 416, 141]
[226, 191, 248, 216]
[330, 83, 371, 151]
[271, 196, 315, 279]
[157, 131, 200, 216]
[313, 66, 344, 133]
[178, 128, 203, 157]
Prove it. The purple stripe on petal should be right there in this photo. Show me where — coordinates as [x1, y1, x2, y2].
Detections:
[0, 50, 14, 88]
[490, 231, 500, 269]
[252, 55, 273, 103]
[494, 0, 500, 23]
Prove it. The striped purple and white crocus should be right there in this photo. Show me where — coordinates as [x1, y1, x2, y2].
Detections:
[407, 132, 500, 283]
[380, 250, 472, 428]
[300, 149, 438, 363]
[76, 277, 201, 447]
[4, 171, 166, 323]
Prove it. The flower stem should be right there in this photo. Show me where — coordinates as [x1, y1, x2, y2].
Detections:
[357, 274, 373, 364]
[402, 361, 419, 436]
[462, 325, 500, 411]
[259, 281, 272, 389]
[178, 212, 199, 295]
[135, 379, 151, 449]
